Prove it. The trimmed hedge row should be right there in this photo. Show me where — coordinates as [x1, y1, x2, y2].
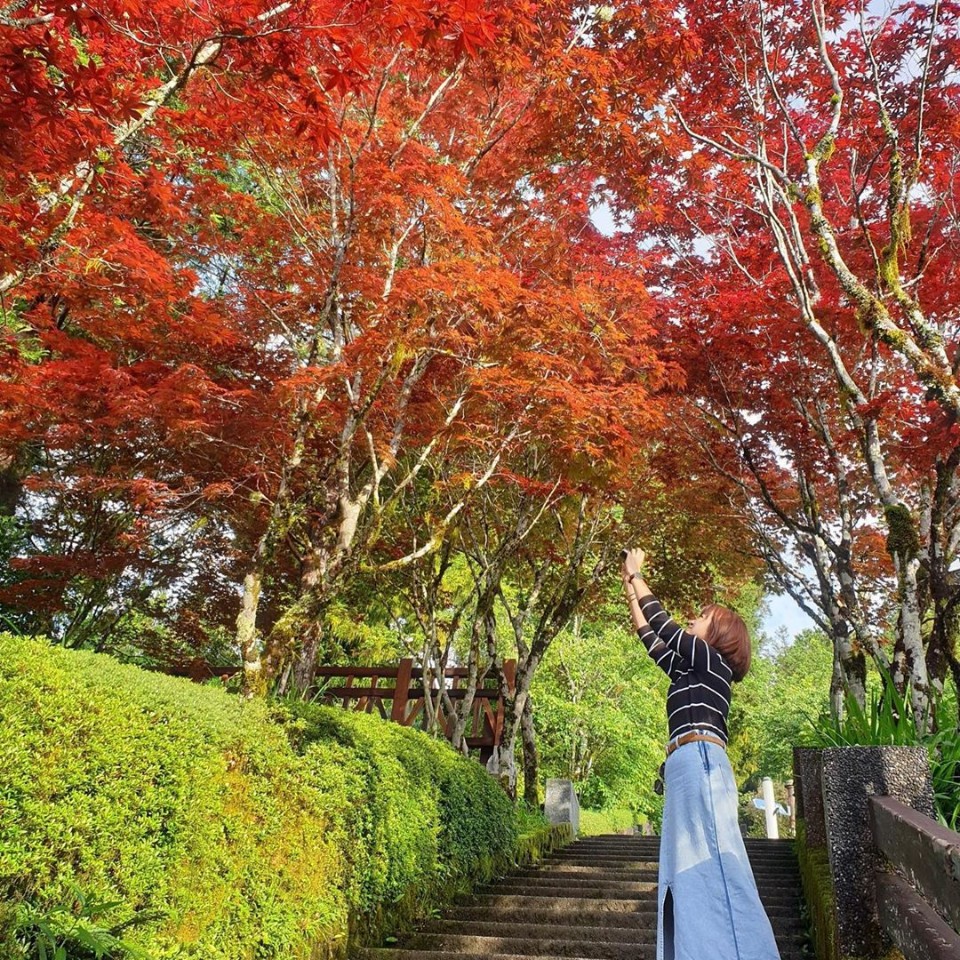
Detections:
[0, 636, 560, 959]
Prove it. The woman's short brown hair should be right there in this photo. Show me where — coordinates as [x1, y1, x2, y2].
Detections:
[703, 604, 751, 681]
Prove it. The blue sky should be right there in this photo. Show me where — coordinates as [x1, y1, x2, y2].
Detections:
[762, 591, 816, 641]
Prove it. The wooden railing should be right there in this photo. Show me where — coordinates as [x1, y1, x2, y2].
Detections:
[869, 796, 960, 960]
[311, 659, 516, 760]
[165, 657, 516, 761]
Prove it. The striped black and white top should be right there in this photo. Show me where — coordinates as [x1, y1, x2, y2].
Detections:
[637, 593, 733, 745]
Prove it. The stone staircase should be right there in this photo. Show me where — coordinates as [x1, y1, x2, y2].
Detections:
[359, 834, 809, 960]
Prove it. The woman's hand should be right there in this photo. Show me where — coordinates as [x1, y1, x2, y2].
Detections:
[622, 548, 650, 632]
[621, 547, 646, 581]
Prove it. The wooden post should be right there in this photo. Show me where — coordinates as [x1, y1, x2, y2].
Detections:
[392, 658, 412, 723]
[504, 659, 517, 694]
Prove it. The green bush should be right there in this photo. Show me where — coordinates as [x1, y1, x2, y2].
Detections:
[0, 636, 547, 960]
[284, 701, 520, 925]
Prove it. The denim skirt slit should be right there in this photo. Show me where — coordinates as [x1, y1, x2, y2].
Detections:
[657, 740, 781, 960]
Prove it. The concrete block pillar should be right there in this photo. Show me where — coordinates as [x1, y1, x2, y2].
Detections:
[820, 746, 935, 959]
[793, 746, 827, 847]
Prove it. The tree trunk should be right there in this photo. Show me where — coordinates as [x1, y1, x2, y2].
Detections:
[450, 592, 496, 753]
[238, 569, 265, 697]
[288, 627, 320, 699]
[894, 554, 932, 730]
[520, 694, 539, 807]
[488, 722, 518, 798]
[834, 623, 866, 710]
[492, 679, 528, 799]
[829, 648, 844, 719]
[278, 549, 327, 699]
[421, 659, 438, 734]
[0, 457, 24, 516]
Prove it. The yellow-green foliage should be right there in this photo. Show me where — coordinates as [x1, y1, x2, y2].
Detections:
[284, 700, 523, 942]
[578, 809, 636, 836]
[0, 637, 538, 959]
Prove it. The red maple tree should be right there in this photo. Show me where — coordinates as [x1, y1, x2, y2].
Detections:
[629, 0, 960, 722]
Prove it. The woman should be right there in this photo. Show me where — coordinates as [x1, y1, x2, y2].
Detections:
[621, 547, 780, 960]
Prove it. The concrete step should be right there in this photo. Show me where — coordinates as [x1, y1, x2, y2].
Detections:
[517, 863, 660, 876]
[494, 877, 660, 894]
[374, 933, 806, 960]
[391, 933, 655, 959]
[466, 891, 804, 913]
[492, 879, 801, 902]
[548, 850, 799, 863]
[360, 951, 658, 960]
[361, 834, 810, 960]
[548, 848, 798, 859]
[539, 861, 800, 879]
[362, 952, 807, 960]
[477, 888, 802, 911]
[448, 902, 804, 926]
[464, 894, 659, 913]
[418, 922, 655, 944]
[417, 918, 810, 943]
[444, 906, 657, 928]
[528, 863, 799, 880]
[486, 881, 658, 900]
[547, 843, 797, 853]
[568, 837, 795, 846]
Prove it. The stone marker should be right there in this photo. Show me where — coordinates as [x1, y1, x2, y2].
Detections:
[544, 778, 579, 838]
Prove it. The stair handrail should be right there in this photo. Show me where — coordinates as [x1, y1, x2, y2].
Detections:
[868, 795, 960, 960]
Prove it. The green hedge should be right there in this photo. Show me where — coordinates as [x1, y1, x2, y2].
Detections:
[795, 820, 837, 960]
[0, 636, 559, 959]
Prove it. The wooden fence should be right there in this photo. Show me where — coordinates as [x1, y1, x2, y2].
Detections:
[165, 658, 516, 762]
[869, 796, 960, 960]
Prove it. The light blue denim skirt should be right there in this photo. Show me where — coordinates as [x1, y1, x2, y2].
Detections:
[658, 740, 781, 960]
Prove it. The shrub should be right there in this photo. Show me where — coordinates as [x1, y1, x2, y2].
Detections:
[0, 636, 544, 959]
[284, 702, 520, 920]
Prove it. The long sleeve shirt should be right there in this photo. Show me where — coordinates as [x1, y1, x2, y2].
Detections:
[636, 593, 733, 744]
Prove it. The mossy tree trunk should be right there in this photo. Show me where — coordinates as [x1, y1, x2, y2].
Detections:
[520, 694, 539, 807]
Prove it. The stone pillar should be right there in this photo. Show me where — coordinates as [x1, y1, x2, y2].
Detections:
[793, 746, 826, 847]
[820, 746, 935, 959]
[544, 778, 579, 838]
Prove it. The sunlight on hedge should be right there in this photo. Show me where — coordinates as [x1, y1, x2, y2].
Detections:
[0, 636, 532, 959]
